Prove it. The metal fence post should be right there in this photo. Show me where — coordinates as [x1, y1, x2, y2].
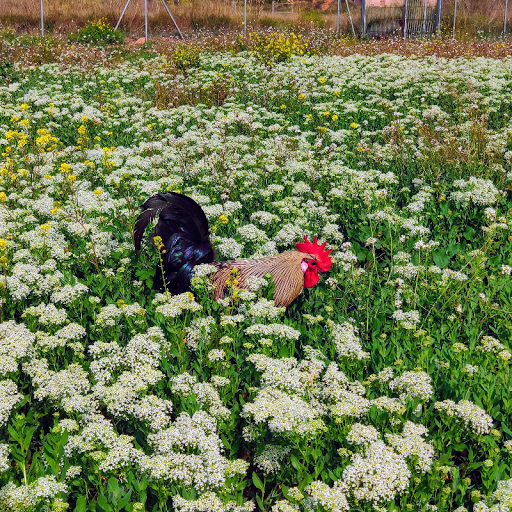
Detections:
[505, 0, 509, 34]
[159, 0, 184, 39]
[244, 0, 247, 36]
[361, 0, 366, 38]
[272, 1, 274, 13]
[144, 0, 148, 41]
[422, 0, 427, 36]
[337, 0, 340, 36]
[404, 0, 409, 39]
[40, 0, 44, 37]
[435, 0, 442, 35]
[452, 0, 457, 39]
[346, 0, 356, 37]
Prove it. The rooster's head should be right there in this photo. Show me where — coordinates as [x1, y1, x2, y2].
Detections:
[295, 235, 333, 288]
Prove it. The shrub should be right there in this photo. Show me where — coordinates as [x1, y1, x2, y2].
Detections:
[68, 19, 124, 45]
[191, 14, 236, 31]
[242, 31, 309, 63]
[300, 9, 326, 28]
[170, 45, 201, 73]
[258, 16, 295, 30]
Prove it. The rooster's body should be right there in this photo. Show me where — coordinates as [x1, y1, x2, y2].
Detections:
[134, 193, 332, 307]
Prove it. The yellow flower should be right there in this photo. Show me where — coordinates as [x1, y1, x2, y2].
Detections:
[19, 119, 30, 128]
[332, 114, 339, 122]
[153, 236, 164, 250]
[20, 103, 29, 111]
[219, 214, 228, 224]
[0, 239, 7, 251]
[334, 90, 341, 96]
[81, 115, 89, 123]
[318, 77, 326, 84]
[44, 174, 52, 180]
[350, 122, 359, 129]
[323, 111, 330, 117]
[40, 223, 51, 233]
[280, 104, 286, 110]
[298, 94, 305, 100]
[93, 189, 103, 196]
[77, 126, 86, 136]
[68, 175, 77, 182]
[59, 163, 71, 173]
[0, 192, 6, 202]
[51, 207, 59, 215]
[356, 146, 364, 152]
[10, 116, 19, 123]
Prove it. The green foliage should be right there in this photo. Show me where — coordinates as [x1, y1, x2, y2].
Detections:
[191, 14, 236, 32]
[0, 43, 512, 512]
[170, 45, 201, 73]
[299, 9, 326, 28]
[241, 31, 309, 63]
[68, 19, 124, 46]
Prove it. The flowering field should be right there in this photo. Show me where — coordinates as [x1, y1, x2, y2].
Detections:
[1, 38, 512, 512]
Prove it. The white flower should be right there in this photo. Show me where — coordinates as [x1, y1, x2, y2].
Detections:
[346, 423, 380, 446]
[0, 381, 23, 426]
[341, 441, 410, 505]
[305, 481, 348, 512]
[0, 476, 67, 511]
[389, 371, 433, 402]
[330, 322, 369, 360]
[245, 323, 300, 340]
[385, 421, 434, 472]
[254, 445, 290, 474]
[154, 292, 202, 318]
[0, 321, 35, 375]
[435, 399, 493, 435]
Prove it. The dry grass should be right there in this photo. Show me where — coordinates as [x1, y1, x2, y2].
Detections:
[4, 0, 508, 38]
[0, 0, 344, 36]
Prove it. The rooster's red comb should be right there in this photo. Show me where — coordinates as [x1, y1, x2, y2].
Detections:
[295, 235, 332, 272]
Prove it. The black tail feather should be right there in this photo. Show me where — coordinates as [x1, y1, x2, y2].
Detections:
[134, 193, 215, 294]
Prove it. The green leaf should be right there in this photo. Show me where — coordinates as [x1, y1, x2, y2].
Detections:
[464, 226, 476, 240]
[446, 241, 460, 257]
[256, 495, 265, 511]
[117, 490, 132, 509]
[290, 455, 303, 471]
[97, 494, 113, 512]
[252, 472, 265, 492]
[8, 425, 21, 444]
[75, 496, 87, 512]
[433, 249, 450, 268]
[107, 477, 119, 492]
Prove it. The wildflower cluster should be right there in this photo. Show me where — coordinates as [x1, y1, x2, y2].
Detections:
[0, 41, 510, 512]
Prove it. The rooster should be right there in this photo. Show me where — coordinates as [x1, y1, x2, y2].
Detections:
[134, 193, 333, 307]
